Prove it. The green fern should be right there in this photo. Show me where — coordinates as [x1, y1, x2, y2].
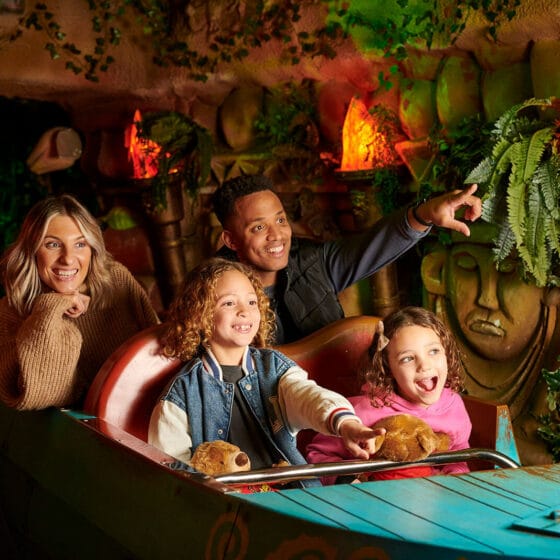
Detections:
[537, 361, 560, 462]
[506, 150, 527, 244]
[464, 155, 493, 184]
[465, 97, 560, 286]
[494, 98, 552, 139]
[536, 160, 560, 216]
[492, 220, 516, 263]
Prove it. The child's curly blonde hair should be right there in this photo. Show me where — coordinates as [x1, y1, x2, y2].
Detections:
[161, 258, 275, 361]
[360, 306, 464, 406]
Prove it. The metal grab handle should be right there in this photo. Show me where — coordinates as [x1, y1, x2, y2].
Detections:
[215, 448, 520, 487]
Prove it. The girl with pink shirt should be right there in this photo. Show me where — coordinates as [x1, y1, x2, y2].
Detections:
[306, 306, 471, 483]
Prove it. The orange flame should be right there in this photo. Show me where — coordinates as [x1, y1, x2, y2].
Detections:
[340, 97, 397, 171]
[125, 109, 161, 179]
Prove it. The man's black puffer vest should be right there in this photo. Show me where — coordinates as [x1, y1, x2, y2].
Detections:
[278, 238, 344, 338]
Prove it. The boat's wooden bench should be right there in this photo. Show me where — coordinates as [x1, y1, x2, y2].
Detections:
[84, 316, 520, 468]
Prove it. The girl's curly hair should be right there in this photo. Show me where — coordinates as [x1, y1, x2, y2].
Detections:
[360, 306, 464, 406]
[161, 258, 275, 361]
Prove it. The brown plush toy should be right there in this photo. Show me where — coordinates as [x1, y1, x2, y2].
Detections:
[371, 414, 450, 462]
[189, 440, 251, 476]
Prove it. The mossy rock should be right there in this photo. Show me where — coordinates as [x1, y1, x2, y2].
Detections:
[436, 55, 482, 131]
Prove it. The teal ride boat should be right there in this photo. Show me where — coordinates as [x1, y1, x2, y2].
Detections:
[1, 316, 558, 559]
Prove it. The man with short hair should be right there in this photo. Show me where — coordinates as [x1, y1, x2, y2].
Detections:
[213, 174, 481, 343]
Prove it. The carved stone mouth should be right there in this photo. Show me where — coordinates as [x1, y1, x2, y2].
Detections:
[469, 320, 505, 337]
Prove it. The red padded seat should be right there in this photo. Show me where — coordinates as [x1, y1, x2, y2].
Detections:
[83, 324, 180, 441]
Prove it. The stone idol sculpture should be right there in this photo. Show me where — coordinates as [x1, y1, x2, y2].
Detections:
[421, 223, 559, 466]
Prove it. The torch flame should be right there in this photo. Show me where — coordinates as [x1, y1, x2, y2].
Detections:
[125, 109, 161, 179]
[340, 97, 398, 171]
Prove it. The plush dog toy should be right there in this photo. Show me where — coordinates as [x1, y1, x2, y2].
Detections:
[189, 440, 251, 476]
[370, 414, 450, 462]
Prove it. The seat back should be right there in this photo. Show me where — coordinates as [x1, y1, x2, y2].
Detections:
[83, 324, 181, 441]
[84, 316, 378, 443]
[278, 315, 520, 465]
[277, 315, 379, 397]
[278, 316, 379, 454]
[84, 315, 519, 466]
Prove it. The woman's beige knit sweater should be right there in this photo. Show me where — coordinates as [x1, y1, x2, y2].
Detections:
[0, 261, 159, 410]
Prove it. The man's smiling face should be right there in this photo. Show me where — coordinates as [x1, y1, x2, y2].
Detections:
[222, 190, 292, 287]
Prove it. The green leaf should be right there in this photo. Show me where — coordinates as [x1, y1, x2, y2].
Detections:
[535, 158, 560, 217]
[544, 212, 560, 261]
[506, 143, 527, 243]
[520, 127, 554, 181]
[464, 156, 492, 184]
[524, 185, 549, 283]
[492, 220, 516, 262]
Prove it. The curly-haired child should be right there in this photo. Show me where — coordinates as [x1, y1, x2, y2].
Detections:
[306, 306, 471, 482]
[148, 257, 384, 486]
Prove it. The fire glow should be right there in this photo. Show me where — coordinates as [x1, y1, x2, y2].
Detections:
[125, 109, 162, 179]
[340, 97, 397, 171]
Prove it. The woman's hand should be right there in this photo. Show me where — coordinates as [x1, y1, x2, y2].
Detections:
[63, 291, 90, 318]
[339, 420, 386, 460]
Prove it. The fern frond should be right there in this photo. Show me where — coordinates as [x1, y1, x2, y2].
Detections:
[474, 139, 516, 204]
[506, 144, 527, 244]
[464, 156, 492, 185]
[492, 221, 516, 262]
[492, 101, 524, 138]
[493, 98, 552, 139]
[519, 127, 555, 181]
[545, 213, 560, 258]
[481, 184, 507, 223]
[465, 97, 560, 287]
[525, 187, 548, 266]
[535, 158, 560, 217]
[516, 203, 549, 287]
[531, 246, 550, 287]
[516, 242, 537, 279]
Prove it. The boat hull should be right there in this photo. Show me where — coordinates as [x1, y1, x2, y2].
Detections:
[1, 403, 559, 559]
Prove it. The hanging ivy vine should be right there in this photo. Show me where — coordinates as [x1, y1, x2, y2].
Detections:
[7, 1, 347, 82]
[329, 0, 521, 88]
[5, 1, 520, 83]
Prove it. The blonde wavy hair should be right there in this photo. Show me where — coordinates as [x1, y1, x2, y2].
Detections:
[0, 194, 113, 317]
[361, 306, 464, 406]
[161, 258, 275, 361]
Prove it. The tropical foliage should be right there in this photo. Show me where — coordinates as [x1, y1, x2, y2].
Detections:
[538, 363, 560, 462]
[7, 1, 347, 83]
[465, 98, 560, 287]
[134, 111, 213, 209]
[5, 1, 520, 83]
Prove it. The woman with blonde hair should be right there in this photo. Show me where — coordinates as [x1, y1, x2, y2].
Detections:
[0, 194, 159, 410]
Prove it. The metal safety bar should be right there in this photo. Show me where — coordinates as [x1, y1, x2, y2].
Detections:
[215, 448, 520, 487]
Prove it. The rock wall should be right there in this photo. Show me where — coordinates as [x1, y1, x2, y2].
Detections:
[2, 0, 560, 313]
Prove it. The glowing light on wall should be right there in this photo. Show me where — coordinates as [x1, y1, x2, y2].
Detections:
[339, 96, 399, 171]
[125, 109, 162, 179]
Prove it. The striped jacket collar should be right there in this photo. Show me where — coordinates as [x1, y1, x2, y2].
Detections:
[201, 345, 254, 381]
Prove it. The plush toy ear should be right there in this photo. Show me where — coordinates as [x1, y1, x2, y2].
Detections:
[208, 446, 224, 464]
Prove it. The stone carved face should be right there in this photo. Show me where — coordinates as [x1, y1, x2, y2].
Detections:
[422, 241, 543, 362]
